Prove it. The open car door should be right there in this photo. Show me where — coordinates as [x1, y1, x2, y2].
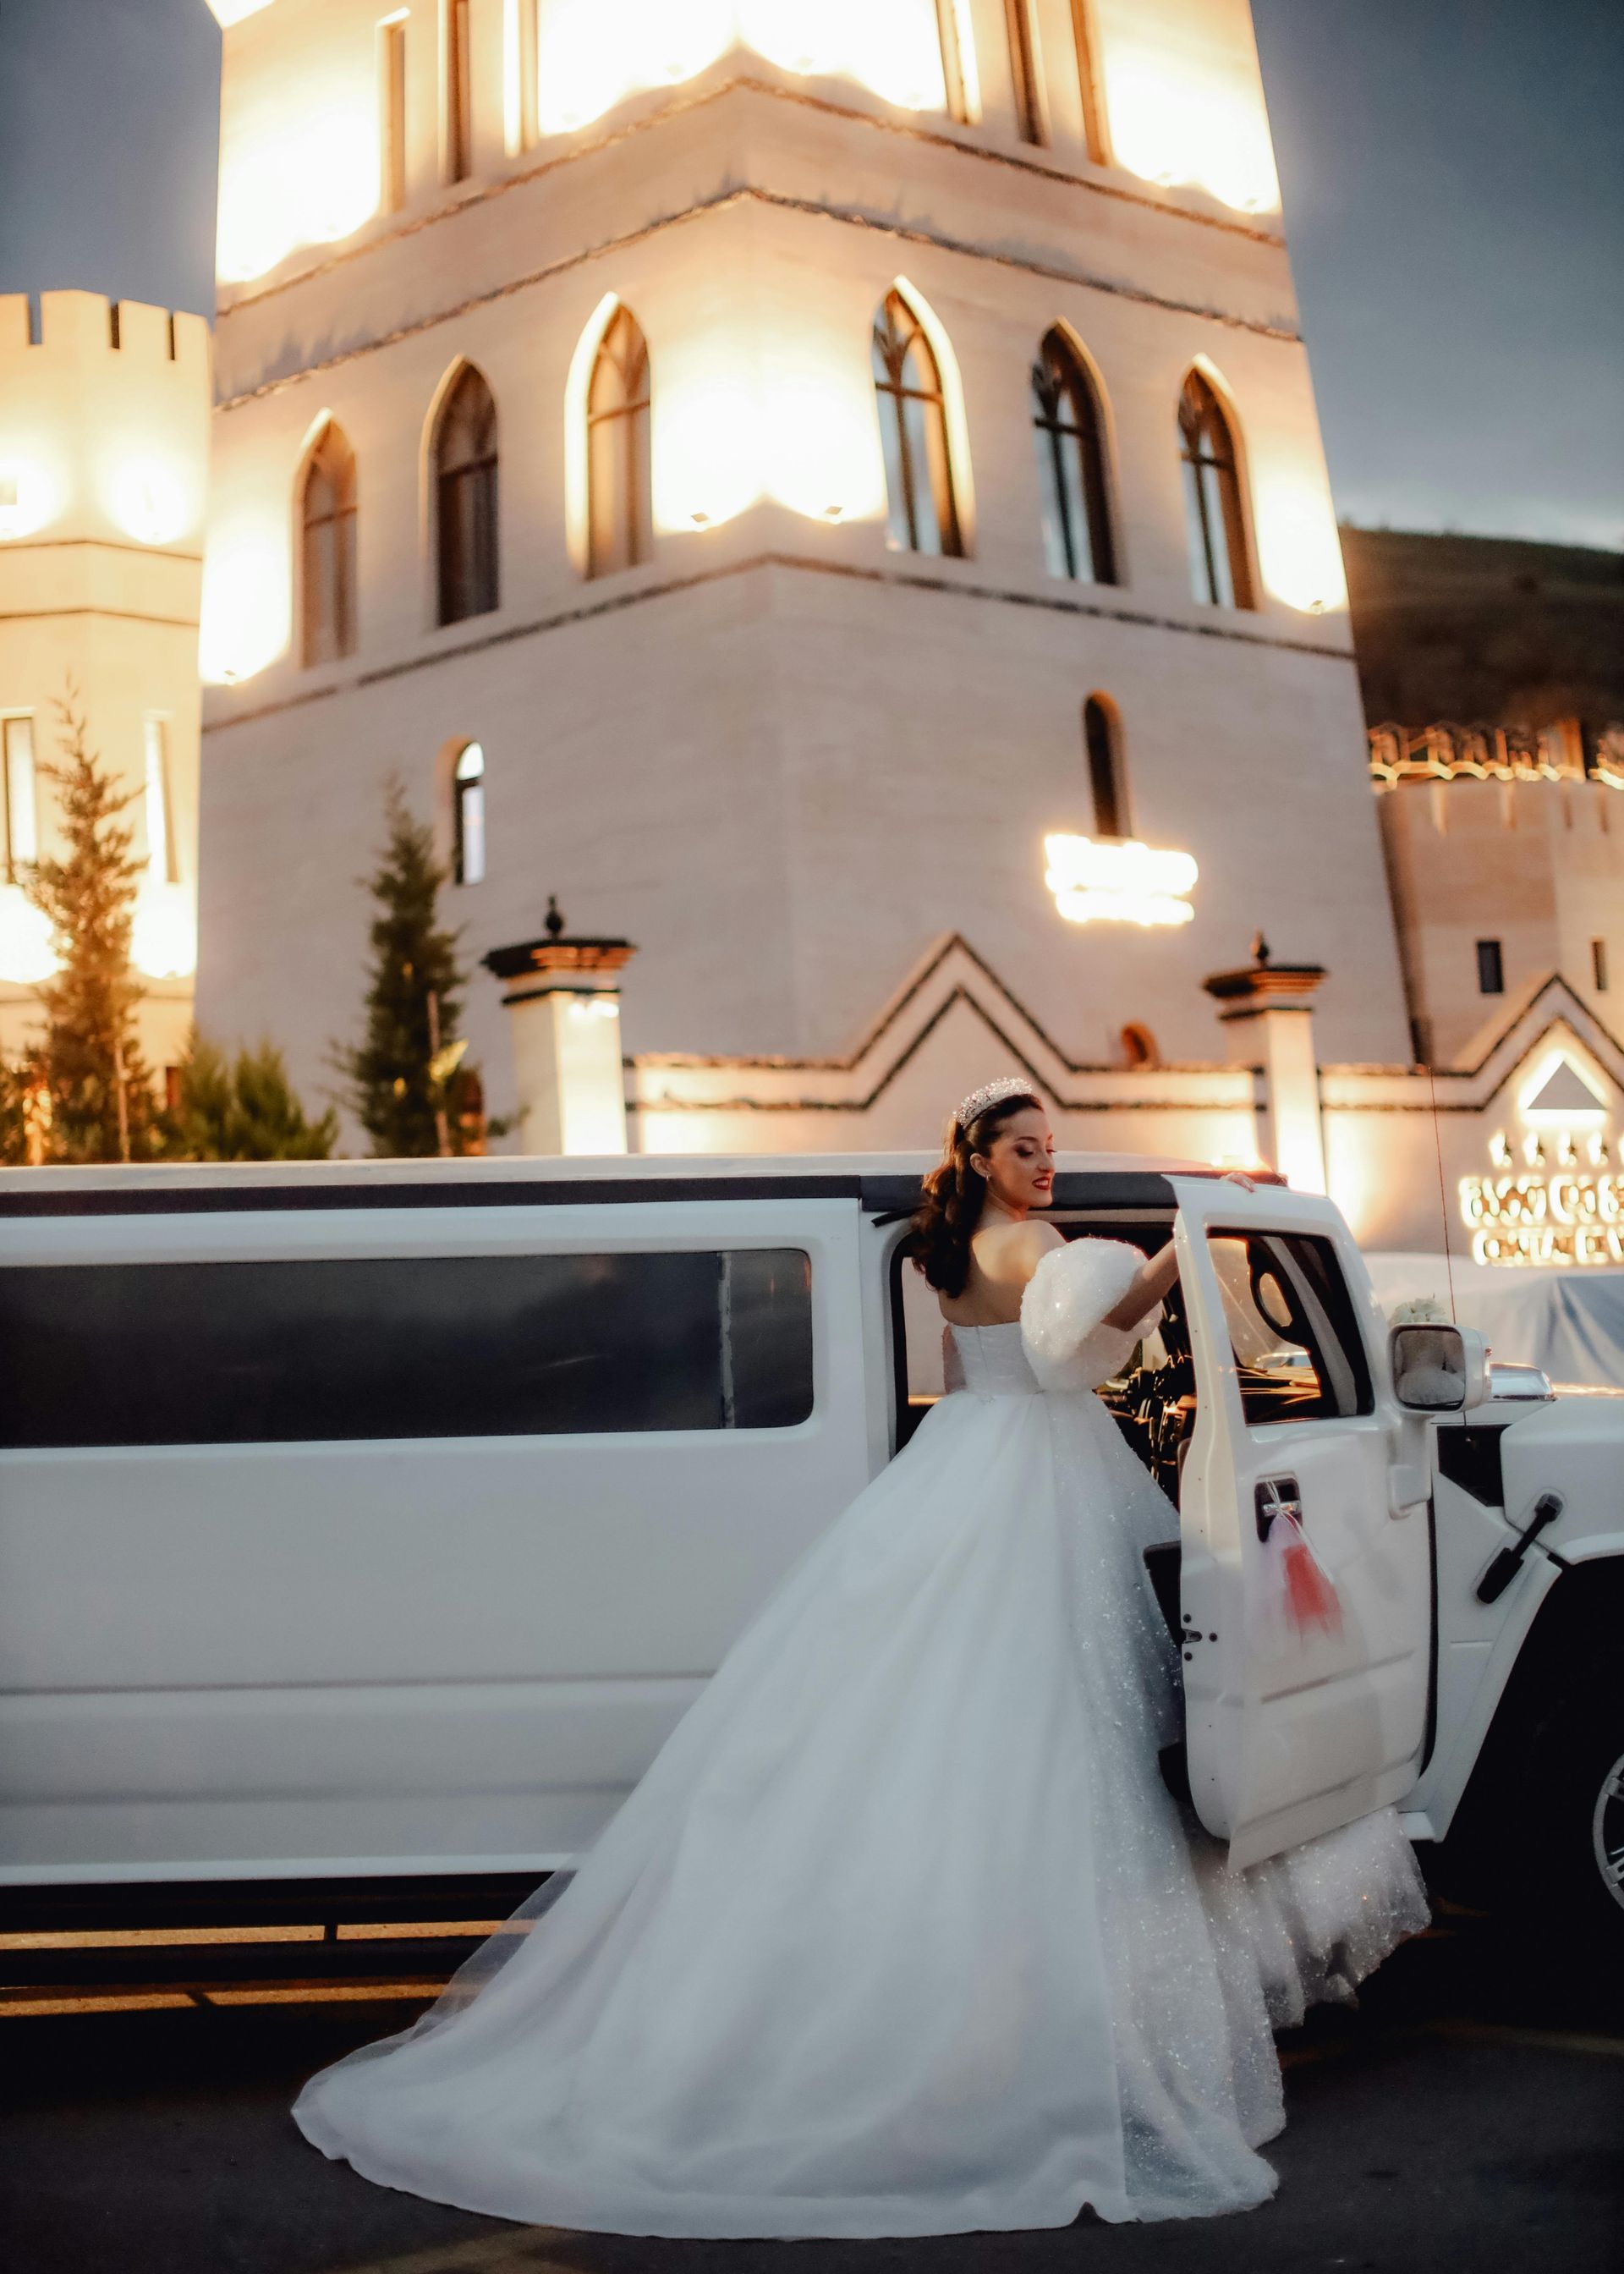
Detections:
[1170, 1178, 1432, 1869]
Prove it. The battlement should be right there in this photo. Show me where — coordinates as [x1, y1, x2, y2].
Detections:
[0, 290, 211, 555]
[0, 289, 210, 376]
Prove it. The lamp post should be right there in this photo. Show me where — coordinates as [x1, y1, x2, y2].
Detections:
[1204, 934, 1328, 1194]
[482, 897, 637, 1155]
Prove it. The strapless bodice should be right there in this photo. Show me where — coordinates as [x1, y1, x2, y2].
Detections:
[946, 1320, 1043, 1398]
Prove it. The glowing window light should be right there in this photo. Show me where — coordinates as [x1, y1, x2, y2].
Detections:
[143, 718, 178, 884]
[453, 742, 486, 885]
[3, 717, 38, 879]
[1044, 832, 1198, 928]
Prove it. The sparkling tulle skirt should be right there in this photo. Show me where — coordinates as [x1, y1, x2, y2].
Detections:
[293, 1380, 1432, 2238]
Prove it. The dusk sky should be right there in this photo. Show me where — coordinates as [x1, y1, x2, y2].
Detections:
[2, 0, 1619, 551]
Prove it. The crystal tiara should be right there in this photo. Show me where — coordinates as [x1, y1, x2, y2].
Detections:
[954, 1075, 1036, 1130]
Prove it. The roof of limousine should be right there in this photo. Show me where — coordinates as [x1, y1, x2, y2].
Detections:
[0, 1151, 1278, 1218]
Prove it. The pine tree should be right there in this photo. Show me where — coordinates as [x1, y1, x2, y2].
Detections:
[25, 693, 159, 1162]
[164, 1032, 338, 1161]
[335, 779, 480, 1156]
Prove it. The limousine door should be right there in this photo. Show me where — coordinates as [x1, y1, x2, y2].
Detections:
[0, 1194, 876, 1883]
[1170, 1179, 1433, 1870]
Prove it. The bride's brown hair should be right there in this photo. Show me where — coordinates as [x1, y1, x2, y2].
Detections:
[902, 1090, 1044, 1297]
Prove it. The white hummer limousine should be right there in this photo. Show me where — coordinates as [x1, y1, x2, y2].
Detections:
[2, 1152, 1618, 1946]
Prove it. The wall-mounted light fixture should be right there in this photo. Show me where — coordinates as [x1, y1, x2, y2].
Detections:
[1044, 833, 1198, 928]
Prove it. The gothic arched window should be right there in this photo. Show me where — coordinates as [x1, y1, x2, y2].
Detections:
[453, 740, 486, 885]
[299, 421, 358, 665]
[1084, 695, 1128, 839]
[587, 306, 652, 579]
[871, 289, 963, 558]
[1178, 370, 1254, 609]
[1032, 329, 1116, 585]
[434, 365, 499, 625]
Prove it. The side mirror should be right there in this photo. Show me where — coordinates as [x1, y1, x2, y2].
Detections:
[1390, 1321, 1490, 1412]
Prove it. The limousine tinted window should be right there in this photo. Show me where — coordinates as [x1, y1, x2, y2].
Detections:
[0, 1248, 813, 1447]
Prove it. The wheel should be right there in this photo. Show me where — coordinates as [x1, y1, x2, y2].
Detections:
[1517, 1682, 1624, 1950]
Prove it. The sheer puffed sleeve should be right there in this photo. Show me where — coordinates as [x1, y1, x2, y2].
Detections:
[1020, 1236, 1162, 1393]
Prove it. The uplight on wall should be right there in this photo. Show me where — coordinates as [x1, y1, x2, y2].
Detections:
[654, 376, 765, 534]
[199, 521, 290, 684]
[107, 459, 195, 547]
[131, 885, 199, 980]
[217, 107, 383, 284]
[762, 373, 886, 524]
[0, 890, 56, 986]
[1096, 30, 1280, 215]
[531, 0, 947, 137]
[1254, 480, 1347, 615]
[1044, 834, 1199, 928]
[0, 458, 60, 542]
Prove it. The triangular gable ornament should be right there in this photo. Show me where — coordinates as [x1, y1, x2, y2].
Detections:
[1518, 1050, 1610, 1124]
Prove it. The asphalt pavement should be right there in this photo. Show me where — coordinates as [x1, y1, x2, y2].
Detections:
[3, 1892, 1620, 2274]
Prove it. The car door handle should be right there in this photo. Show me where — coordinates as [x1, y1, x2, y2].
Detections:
[1254, 1475, 1302, 1542]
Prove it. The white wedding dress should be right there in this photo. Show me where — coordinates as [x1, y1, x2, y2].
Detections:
[294, 1238, 1432, 2238]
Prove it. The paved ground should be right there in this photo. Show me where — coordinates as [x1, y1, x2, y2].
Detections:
[3, 1896, 1620, 2274]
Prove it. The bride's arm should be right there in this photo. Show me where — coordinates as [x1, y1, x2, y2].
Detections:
[1100, 1238, 1178, 1331]
[1098, 1168, 1255, 1328]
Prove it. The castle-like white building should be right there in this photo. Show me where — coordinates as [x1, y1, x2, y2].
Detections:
[3, 0, 1620, 1270]
[196, 0, 1410, 1101]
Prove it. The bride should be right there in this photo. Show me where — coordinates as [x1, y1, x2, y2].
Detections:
[294, 1079, 1432, 2238]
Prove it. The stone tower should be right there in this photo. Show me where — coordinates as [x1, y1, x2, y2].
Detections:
[199, 0, 1410, 1144]
[0, 288, 211, 1075]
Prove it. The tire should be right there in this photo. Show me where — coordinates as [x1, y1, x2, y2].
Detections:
[1516, 1679, 1624, 1952]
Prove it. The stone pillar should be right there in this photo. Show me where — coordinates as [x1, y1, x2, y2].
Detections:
[482, 899, 636, 1156]
[1204, 935, 1328, 1194]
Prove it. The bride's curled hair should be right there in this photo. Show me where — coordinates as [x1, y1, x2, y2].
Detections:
[903, 1090, 1042, 1297]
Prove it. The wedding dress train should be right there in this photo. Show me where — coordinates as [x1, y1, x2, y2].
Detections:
[294, 1238, 1432, 2238]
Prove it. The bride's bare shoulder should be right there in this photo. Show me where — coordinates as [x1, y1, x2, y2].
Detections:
[974, 1217, 1066, 1280]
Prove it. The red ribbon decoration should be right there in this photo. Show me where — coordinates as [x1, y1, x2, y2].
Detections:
[1276, 1508, 1343, 1639]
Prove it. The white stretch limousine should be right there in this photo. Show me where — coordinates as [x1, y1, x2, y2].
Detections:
[2, 1153, 1620, 1942]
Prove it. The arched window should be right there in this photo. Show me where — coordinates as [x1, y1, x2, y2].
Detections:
[586, 306, 652, 579]
[453, 741, 486, 885]
[299, 421, 358, 665]
[871, 289, 963, 558]
[1179, 371, 1253, 609]
[434, 365, 499, 625]
[1084, 695, 1128, 838]
[1032, 330, 1115, 584]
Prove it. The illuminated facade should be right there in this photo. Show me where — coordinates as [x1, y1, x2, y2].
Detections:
[198, 0, 1411, 1159]
[0, 289, 209, 1071]
[1372, 722, 1624, 1068]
